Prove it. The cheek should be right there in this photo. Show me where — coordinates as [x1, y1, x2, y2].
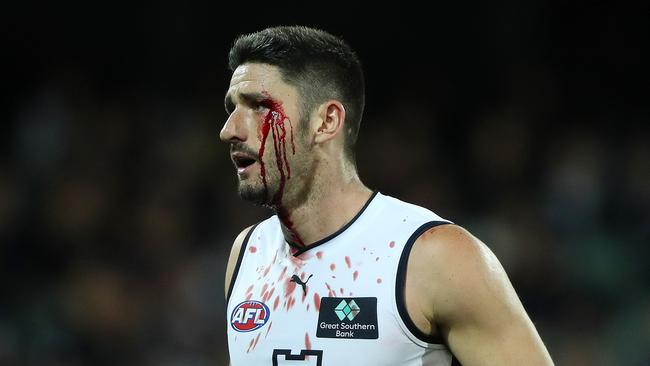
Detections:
[256, 111, 268, 142]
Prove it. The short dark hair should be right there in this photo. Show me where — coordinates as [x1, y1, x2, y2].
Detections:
[228, 26, 365, 163]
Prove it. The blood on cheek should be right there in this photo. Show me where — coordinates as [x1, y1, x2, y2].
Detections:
[257, 96, 295, 202]
[256, 94, 303, 245]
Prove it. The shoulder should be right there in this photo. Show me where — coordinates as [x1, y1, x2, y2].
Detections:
[409, 224, 511, 323]
[407, 223, 554, 364]
[412, 224, 489, 263]
[227, 224, 258, 267]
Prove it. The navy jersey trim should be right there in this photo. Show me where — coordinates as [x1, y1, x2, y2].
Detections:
[395, 220, 452, 345]
[226, 223, 260, 303]
[291, 190, 379, 257]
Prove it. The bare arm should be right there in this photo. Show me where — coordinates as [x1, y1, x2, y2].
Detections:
[224, 225, 255, 299]
[407, 225, 553, 365]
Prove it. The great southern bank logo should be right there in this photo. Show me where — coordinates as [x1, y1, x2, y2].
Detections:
[334, 299, 360, 321]
[230, 300, 270, 332]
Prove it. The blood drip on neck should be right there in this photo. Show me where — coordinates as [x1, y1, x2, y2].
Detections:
[257, 94, 304, 246]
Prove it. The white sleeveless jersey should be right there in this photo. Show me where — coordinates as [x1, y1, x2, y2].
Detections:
[226, 192, 461, 366]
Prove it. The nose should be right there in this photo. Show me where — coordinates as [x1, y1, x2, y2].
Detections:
[219, 110, 247, 143]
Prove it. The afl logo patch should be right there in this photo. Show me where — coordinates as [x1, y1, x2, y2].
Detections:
[230, 300, 270, 332]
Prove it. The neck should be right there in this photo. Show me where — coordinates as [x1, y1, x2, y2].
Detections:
[274, 165, 372, 249]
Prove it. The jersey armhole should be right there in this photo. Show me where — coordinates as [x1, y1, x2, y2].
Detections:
[226, 223, 260, 303]
[395, 220, 453, 345]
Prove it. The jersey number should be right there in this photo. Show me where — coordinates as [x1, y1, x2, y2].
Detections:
[272, 349, 323, 366]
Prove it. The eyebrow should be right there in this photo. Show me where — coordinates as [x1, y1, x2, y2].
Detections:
[224, 91, 269, 114]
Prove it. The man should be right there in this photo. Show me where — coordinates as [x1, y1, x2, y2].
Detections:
[220, 26, 553, 366]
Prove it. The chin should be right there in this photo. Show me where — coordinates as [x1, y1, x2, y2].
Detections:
[238, 182, 270, 206]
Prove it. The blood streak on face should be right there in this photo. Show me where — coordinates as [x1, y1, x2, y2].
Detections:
[257, 94, 304, 246]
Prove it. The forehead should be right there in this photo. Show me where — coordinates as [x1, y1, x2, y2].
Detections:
[227, 63, 292, 96]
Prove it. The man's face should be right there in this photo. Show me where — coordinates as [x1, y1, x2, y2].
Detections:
[220, 63, 313, 206]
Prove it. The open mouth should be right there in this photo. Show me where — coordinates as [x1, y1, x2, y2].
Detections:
[232, 153, 257, 171]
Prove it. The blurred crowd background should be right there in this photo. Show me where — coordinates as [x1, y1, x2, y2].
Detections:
[3, 1, 649, 365]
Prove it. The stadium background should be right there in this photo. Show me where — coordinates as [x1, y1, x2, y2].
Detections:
[3, 2, 649, 365]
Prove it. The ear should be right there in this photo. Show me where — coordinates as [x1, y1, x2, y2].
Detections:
[313, 100, 346, 144]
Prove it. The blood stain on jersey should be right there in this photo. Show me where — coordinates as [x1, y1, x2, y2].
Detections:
[305, 332, 312, 350]
[329, 263, 336, 271]
[273, 296, 280, 311]
[314, 293, 321, 311]
[325, 283, 336, 297]
[263, 287, 275, 303]
[259, 283, 268, 297]
[278, 266, 288, 281]
[264, 321, 273, 338]
[287, 296, 296, 310]
[389, 241, 395, 248]
[353, 270, 359, 281]
[316, 251, 323, 259]
[289, 254, 305, 269]
[249, 246, 257, 253]
[345, 256, 352, 268]
[377, 278, 383, 284]
[284, 277, 297, 297]
[251, 333, 261, 351]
